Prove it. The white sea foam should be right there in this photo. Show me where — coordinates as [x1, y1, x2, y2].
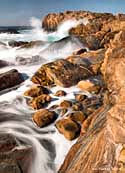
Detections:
[30, 17, 88, 42]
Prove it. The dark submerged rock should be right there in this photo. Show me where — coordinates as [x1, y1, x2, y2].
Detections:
[54, 90, 67, 97]
[8, 40, 29, 48]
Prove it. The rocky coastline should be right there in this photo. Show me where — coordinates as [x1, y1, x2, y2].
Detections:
[1, 10, 125, 172]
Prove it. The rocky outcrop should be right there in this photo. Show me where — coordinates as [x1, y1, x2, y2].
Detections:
[59, 31, 125, 173]
[32, 59, 92, 87]
[0, 69, 24, 91]
[69, 16, 125, 50]
[42, 11, 114, 32]
[101, 30, 125, 102]
[67, 48, 106, 74]
[42, 11, 125, 50]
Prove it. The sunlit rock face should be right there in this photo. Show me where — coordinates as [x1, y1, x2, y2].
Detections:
[31, 59, 92, 87]
[42, 11, 125, 51]
[59, 31, 125, 173]
[42, 11, 114, 32]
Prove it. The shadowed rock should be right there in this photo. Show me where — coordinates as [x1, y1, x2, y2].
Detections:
[0, 69, 24, 91]
[0, 60, 13, 68]
[0, 133, 32, 173]
[8, 40, 29, 47]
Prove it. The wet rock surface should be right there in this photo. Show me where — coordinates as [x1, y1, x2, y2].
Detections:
[8, 40, 29, 48]
[15, 55, 45, 66]
[77, 80, 100, 93]
[24, 85, 49, 98]
[33, 109, 57, 127]
[60, 100, 72, 108]
[0, 69, 24, 91]
[42, 11, 114, 32]
[59, 30, 125, 173]
[56, 118, 80, 140]
[32, 59, 92, 87]
[30, 94, 51, 110]
[20, 40, 45, 49]
[54, 90, 67, 97]
[68, 111, 86, 124]
[0, 133, 32, 173]
[67, 48, 106, 74]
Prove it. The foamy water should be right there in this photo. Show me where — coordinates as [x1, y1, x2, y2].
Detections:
[0, 17, 88, 173]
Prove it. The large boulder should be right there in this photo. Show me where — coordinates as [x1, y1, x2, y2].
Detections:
[0, 69, 24, 91]
[77, 80, 100, 93]
[68, 111, 86, 124]
[33, 109, 57, 127]
[56, 118, 80, 140]
[32, 59, 92, 87]
[67, 48, 106, 74]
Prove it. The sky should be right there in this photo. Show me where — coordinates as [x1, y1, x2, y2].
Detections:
[0, 0, 125, 26]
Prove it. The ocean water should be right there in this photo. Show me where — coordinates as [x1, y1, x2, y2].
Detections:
[0, 17, 88, 173]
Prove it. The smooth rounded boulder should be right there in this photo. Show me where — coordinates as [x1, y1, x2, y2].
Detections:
[56, 118, 80, 140]
[33, 109, 57, 127]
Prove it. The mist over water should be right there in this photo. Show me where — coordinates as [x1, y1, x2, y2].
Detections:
[0, 17, 88, 172]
